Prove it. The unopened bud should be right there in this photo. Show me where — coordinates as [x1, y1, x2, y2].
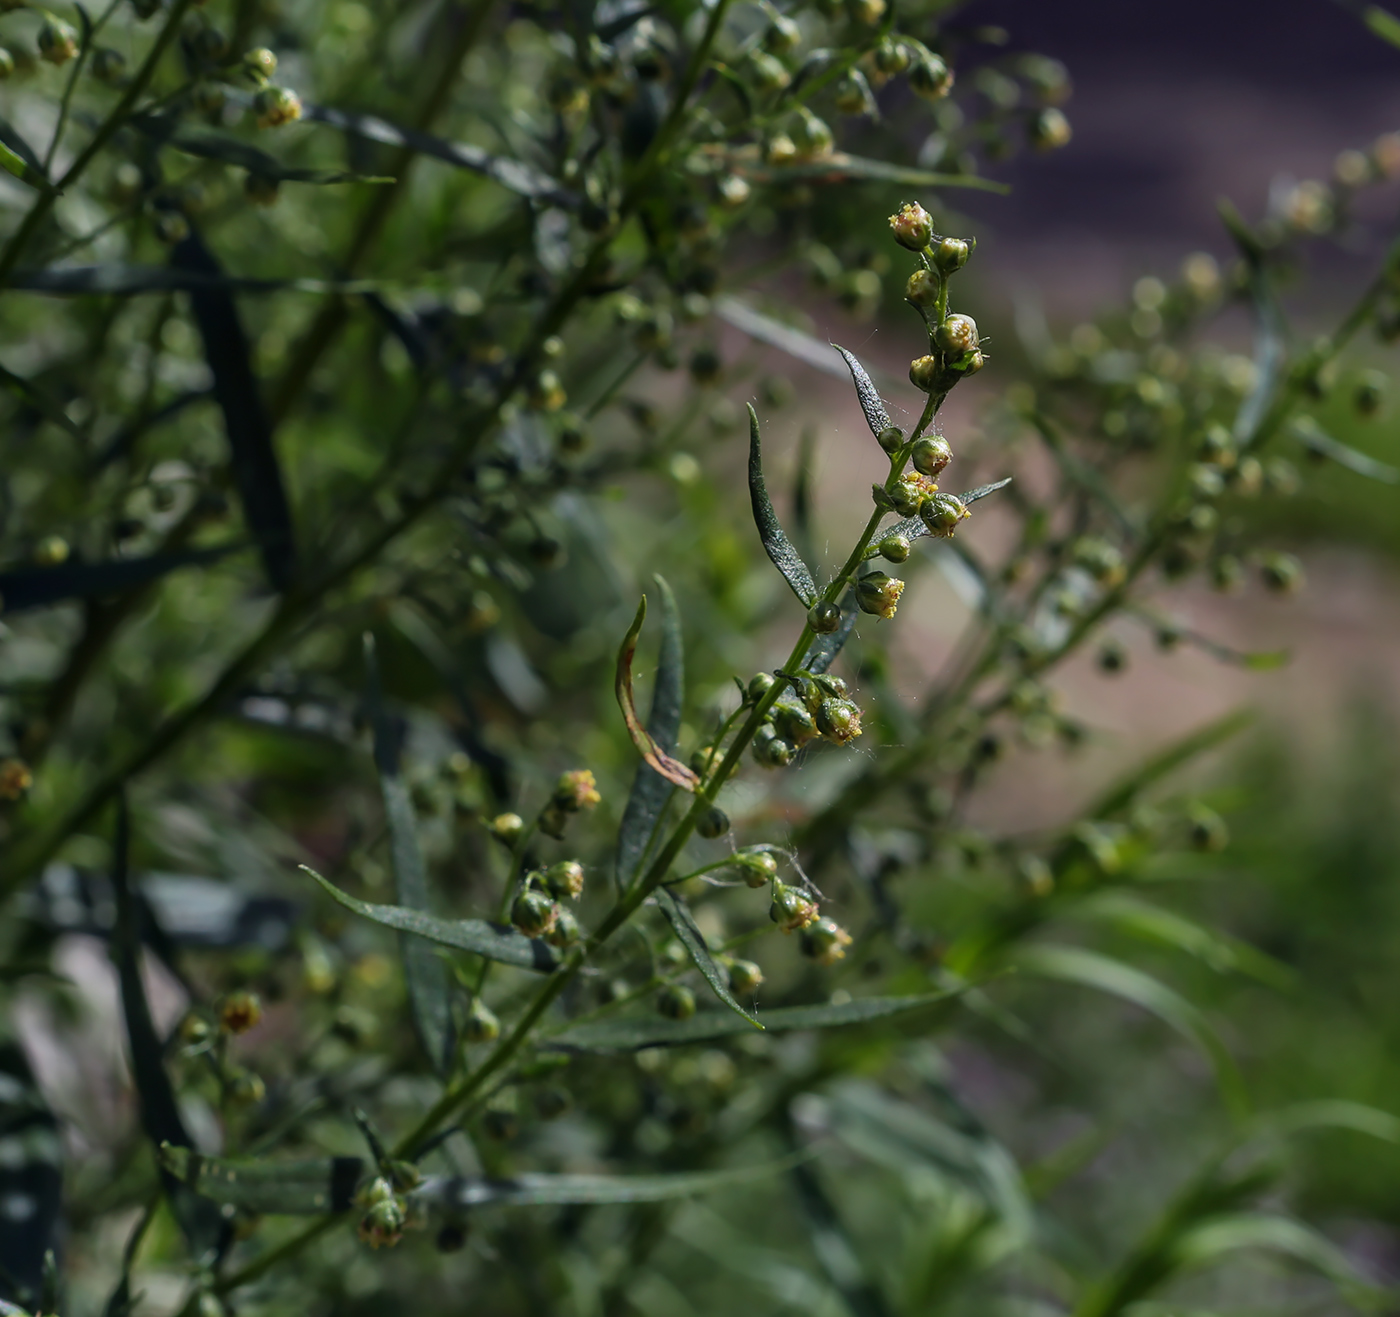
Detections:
[874, 38, 910, 75]
[911, 435, 952, 477]
[800, 917, 852, 965]
[763, 12, 800, 52]
[544, 859, 585, 900]
[935, 313, 979, 354]
[552, 769, 600, 812]
[1187, 804, 1229, 852]
[92, 46, 125, 83]
[909, 51, 953, 100]
[253, 85, 302, 128]
[38, 15, 78, 64]
[919, 492, 968, 538]
[856, 571, 903, 619]
[511, 889, 558, 938]
[748, 49, 791, 93]
[657, 983, 696, 1020]
[227, 1068, 265, 1105]
[888, 201, 934, 251]
[357, 1178, 406, 1249]
[909, 354, 941, 392]
[1029, 107, 1072, 151]
[728, 958, 764, 994]
[243, 46, 277, 81]
[933, 236, 971, 273]
[747, 671, 776, 703]
[1259, 552, 1303, 594]
[752, 727, 796, 768]
[876, 424, 905, 453]
[773, 698, 817, 745]
[879, 533, 911, 563]
[490, 812, 524, 843]
[1355, 369, 1386, 416]
[906, 269, 941, 307]
[696, 806, 729, 839]
[834, 69, 876, 116]
[791, 106, 833, 159]
[1097, 638, 1127, 674]
[218, 991, 262, 1036]
[733, 847, 779, 887]
[546, 907, 581, 948]
[808, 600, 841, 633]
[815, 697, 863, 744]
[718, 173, 750, 207]
[769, 881, 819, 932]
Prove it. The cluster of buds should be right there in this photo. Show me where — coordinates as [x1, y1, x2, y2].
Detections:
[891, 203, 985, 394]
[748, 670, 862, 769]
[539, 767, 601, 838]
[857, 36, 954, 102]
[511, 865, 583, 948]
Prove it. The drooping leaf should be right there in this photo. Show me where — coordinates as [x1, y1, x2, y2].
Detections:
[616, 575, 686, 890]
[301, 865, 559, 972]
[831, 345, 890, 437]
[0, 1038, 61, 1302]
[748, 405, 819, 608]
[882, 479, 1014, 551]
[801, 586, 859, 674]
[1013, 944, 1247, 1118]
[364, 635, 455, 1076]
[715, 297, 877, 381]
[111, 798, 227, 1264]
[171, 229, 295, 591]
[1290, 415, 1400, 483]
[414, 1156, 806, 1209]
[0, 544, 240, 615]
[160, 1144, 366, 1215]
[134, 116, 393, 185]
[301, 103, 575, 205]
[615, 596, 701, 792]
[654, 887, 761, 1028]
[545, 990, 958, 1052]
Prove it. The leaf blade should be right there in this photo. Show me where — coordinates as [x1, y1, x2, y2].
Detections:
[160, 1144, 366, 1215]
[831, 344, 890, 437]
[654, 887, 761, 1027]
[748, 405, 818, 608]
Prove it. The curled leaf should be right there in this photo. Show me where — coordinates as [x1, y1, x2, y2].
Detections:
[748, 405, 819, 608]
[615, 597, 700, 792]
[832, 344, 890, 437]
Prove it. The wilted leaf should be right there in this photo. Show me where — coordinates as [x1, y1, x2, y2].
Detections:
[545, 991, 957, 1052]
[301, 865, 559, 972]
[616, 575, 685, 891]
[748, 405, 819, 608]
[832, 344, 890, 438]
[0, 544, 239, 615]
[654, 887, 761, 1028]
[615, 596, 701, 792]
[160, 1144, 365, 1215]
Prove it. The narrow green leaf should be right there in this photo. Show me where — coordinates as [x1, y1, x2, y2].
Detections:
[748, 405, 818, 608]
[160, 1144, 366, 1215]
[135, 116, 393, 185]
[1290, 415, 1400, 483]
[1245, 1099, 1400, 1151]
[1013, 944, 1247, 1118]
[959, 478, 1014, 506]
[301, 865, 559, 972]
[743, 152, 1009, 192]
[172, 229, 295, 591]
[0, 138, 50, 191]
[654, 887, 761, 1028]
[365, 635, 455, 1075]
[616, 575, 685, 891]
[615, 596, 701, 792]
[101, 1194, 159, 1317]
[1219, 200, 1285, 445]
[546, 990, 957, 1052]
[415, 1155, 806, 1208]
[1364, 3, 1400, 49]
[0, 544, 240, 615]
[831, 345, 890, 437]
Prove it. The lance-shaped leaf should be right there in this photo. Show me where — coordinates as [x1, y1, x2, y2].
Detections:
[883, 479, 1014, 548]
[365, 635, 454, 1075]
[739, 152, 1008, 192]
[654, 887, 761, 1028]
[831, 345, 890, 438]
[748, 405, 818, 608]
[301, 103, 576, 205]
[414, 1156, 805, 1209]
[801, 587, 858, 674]
[111, 799, 227, 1263]
[0, 544, 240, 615]
[301, 865, 559, 972]
[615, 597, 701, 792]
[616, 575, 685, 890]
[160, 1144, 366, 1215]
[545, 990, 957, 1052]
[0, 1038, 61, 1299]
[1290, 415, 1400, 483]
[172, 229, 295, 591]
[134, 117, 393, 185]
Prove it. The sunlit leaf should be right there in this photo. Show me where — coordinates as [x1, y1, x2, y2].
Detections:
[748, 404, 818, 608]
[741, 152, 1008, 192]
[831, 344, 890, 438]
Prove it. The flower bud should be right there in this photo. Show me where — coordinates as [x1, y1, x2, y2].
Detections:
[911, 435, 952, 478]
[696, 806, 729, 840]
[464, 997, 500, 1043]
[511, 889, 558, 939]
[1097, 638, 1127, 674]
[1072, 537, 1125, 585]
[935, 313, 979, 354]
[490, 811, 524, 844]
[552, 769, 600, 812]
[544, 859, 585, 900]
[888, 201, 934, 252]
[856, 572, 904, 620]
[1210, 554, 1244, 593]
[752, 728, 796, 768]
[909, 354, 941, 392]
[657, 983, 696, 1020]
[791, 106, 833, 159]
[897, 272, 936, 318]
[800, 917, 853, 965]
[879, 533, 911, 563]
[747, 671, 776, 703]
[92, 46, 125, 83]
[38, 16, 78, 64]
[874, 38, 910, 75]
[919, 492, 968, 538]
[733, 847, 778, 887]
[958, 349, 986, 376]
[763, 12, 801, 52]
[747, 49, 791, 93]
[718, 173, 750, 207]
[728, 958, 764, 994]
[770, 880, 819, 932]
[218, 991, 262, 1036]
[933, 236, 971, 273]
[876, 424, 905, 453]
[243, 46, 277, 82]
[808, 600, 841, 633]
[773, 699, 817, 746]
[1259, 552, 1303, 594]
[227, 1068, 265, 1105]
[253, 86, 302, 128]
[909, 51, 953, 100]
[1029, 106, 1072, 151]
[815, 698, 863, 744]
[546, 907, 581, 948]
[835, 69, 876, 116]
[357, 1179, 406, 1249]
[0, 758, 32, 800]
[1355, 369, 1386, 416]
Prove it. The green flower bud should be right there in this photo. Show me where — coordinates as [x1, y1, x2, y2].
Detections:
[1259, 552, 1303, 593]
[877, 424, 905, 453]
[1196, 422, 1235, 465]
[1029, 106, 1072, 150]
[835, 69, 877, 116]
[38, 15, 78, 64]
[1210, 554, 1244, 593]
[356, 1178, 406, 1249]
[909, 354, 941, 392]
[815, 697, 863, 744]
[691, 744, 722, 777]
[773, 698, 817, 745]
[733, 847, 779, 887]
[1097, 637, 1127, 674]
[770, 880, 819, 932]
[815, 672, 848, 699]
[511, 889, 558, 938]
[752, 728, 796, 768]
[879, 533, 911, 563]
[227, 1068, 265, 1105]
[1187, 804, 1229, 852]
[747, 671, 776, 703]
[91, 46, 125, 83]
[657, 983, 696, 1020]
[855, 572, 904, 620]
[911, 435, 952, 478]
[791, 106, 833, 159]
[464, 997, 500, 1043]
[935, 313, 979, 354]
[766, 131, 797, 164]
[763, 12, 801, 52]
[546, 907, 581, 948]
[808, 600, 842, 633]
[747, 49, 791, 93]
[933, 236, 971, 273]
[800, 917, 853, 965]
[1355, 369, 1386, 415]
[490, 811, 524, 843]
[920, 492, 969, 538]
[890, 472, 928, 516]
[874, 38, 910, 75]
[544, 859, 585, 900]
[697, 806, 730, 839]
[1188, 463, 1225, 500]
[253, 85, 302, 128]
[219, 991, 262, 1036]
[888, 201, 934, 251]
[906, 269, 941, 307]
[243, 46, 277, 82]
[727, 958, 764, 994]
[909, 51, 953, 100]
[958, 349, 986, 376]
[1072, 537, 1125, 585]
